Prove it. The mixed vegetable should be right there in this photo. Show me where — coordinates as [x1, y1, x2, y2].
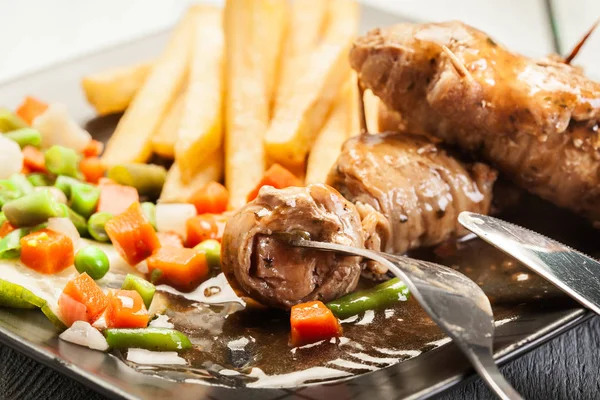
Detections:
[0, 96, 411, 358]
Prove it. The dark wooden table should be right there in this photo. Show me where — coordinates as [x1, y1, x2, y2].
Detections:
[1, 317, 599, 400]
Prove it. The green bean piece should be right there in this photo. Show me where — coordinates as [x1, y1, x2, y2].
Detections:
[0, 180, 21, 208]
[87, 212, 113, 242]
[0, 228, 30, 259]
[0, 278, 45, 308]
[4, 128, 42, 148]
[74, 246, 110, 280]
[0, 212, 6, 227]
[104, 328, 192, 351]
[122, 274, 156, 309]
[27, 173, 54, 187]
[58, 204, 89, 237]
[0, 278, 65, 329]
[70, 183, 100, 219]
[0, 108, 27, 132]
[9, 174, 34, 196]
[140, 202, 157, 230]
[108, 163, 167, 199]
[194, 239, 221, 270]
[45, 145, 81, 178]
[54, 175, 81, 197]
[2, 190, 62, 227]
[326, 278, 410, 320]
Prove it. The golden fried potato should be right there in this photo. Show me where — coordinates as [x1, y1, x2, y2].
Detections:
[102, 6, 199, 165]
[159, 151, 224, 203]
[151, 89, 186, 158]
[174, 7, 224, 183]
[224, 0, 288, 208]
[264, 0, 359, 171]
[81, 62, 152, 115]
[305, 75, 356, 184]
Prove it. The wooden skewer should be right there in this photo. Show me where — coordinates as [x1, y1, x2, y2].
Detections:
[442, 45, 474, 83]
[564, 18, 599, 65]
[357, 79, 368, 134]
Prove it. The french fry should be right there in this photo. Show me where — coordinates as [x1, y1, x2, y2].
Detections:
[175, 7, 224, 183]
[151, 90, 186, 158]
[159, 151, 224, 203]
[264, 0, 359, 171]
[273, 0, 328, 109]
[305, 76, 356, 184]
[224, 0, 288, 208]
[81, 62, 152, 115]
[363, 89, 381, 133]
[102, 6, 198, 165]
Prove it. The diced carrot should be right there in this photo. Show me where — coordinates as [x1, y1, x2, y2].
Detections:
[290, 301, 343, 347]
[80, 157, 105, 184]
[58, 292, 89, 327]
[186, 213, 228, 247]
[62, 272, 108, 323]
[21, 165, 31, 175]
[147, 247, 209, 292]
[247, 164, 301, 202]
[189, 182, 229, 214]
[82, 139, 104, 158]
[105, 202, 160, 266]
[20, 229, 74, 274]
[0, 221, 15, 238]
[157, 231, 184, 248]
[22, 146, 47, 173]
[105, 289, 149, 329]
[97, 182, 139, 216]
[15, 96, 48, 125]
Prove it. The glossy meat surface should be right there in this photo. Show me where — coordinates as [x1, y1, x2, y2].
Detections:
[350, 21, 600, 223]
[327, 132, 496, 255]
[221, 184, 364, 309]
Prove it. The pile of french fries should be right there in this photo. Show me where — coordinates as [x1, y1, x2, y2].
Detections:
[83, 0, 380, 209]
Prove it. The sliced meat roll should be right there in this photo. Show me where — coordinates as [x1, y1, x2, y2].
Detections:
[221, 184, 365, 310]
[327, 132, 496, 255]
[350, 21, 600, 223]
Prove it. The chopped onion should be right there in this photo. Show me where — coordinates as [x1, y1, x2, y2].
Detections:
[0, 136, 23, 179]
[59, 321, 109, 351]
[155, 203, 196, 241]
[34, 186, 67, 204]
[126, 348, 186, 365]
[149, 313, 174, 329]
[33, 103, 92, 152]
[47, 217, 80, 249]
[92, 315, 107, 330]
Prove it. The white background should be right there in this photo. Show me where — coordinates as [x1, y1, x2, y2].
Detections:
[0, 0, 599, 83]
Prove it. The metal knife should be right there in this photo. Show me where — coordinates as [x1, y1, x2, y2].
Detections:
[458, 211, 600, 315]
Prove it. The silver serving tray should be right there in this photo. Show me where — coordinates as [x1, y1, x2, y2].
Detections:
[0, 5, 594, 400]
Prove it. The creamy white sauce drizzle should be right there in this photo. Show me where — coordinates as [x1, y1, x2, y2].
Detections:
[355, 310, 375, 326]
[328, 358, 379, 371]
[246, 367, 352, 388]
[148, 314, 174, 329]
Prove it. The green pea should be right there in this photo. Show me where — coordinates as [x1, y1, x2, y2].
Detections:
[74, 246, 110, 280]
[194, 239, 221, 270]
[87, 212, 113, 242]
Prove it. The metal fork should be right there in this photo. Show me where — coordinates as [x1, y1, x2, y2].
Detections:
[290, 239, 522, 400]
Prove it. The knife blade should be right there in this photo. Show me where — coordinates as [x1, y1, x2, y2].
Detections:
[458, 211, 600, 315]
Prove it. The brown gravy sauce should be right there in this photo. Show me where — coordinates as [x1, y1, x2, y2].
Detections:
[119, 191, 599, 388]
